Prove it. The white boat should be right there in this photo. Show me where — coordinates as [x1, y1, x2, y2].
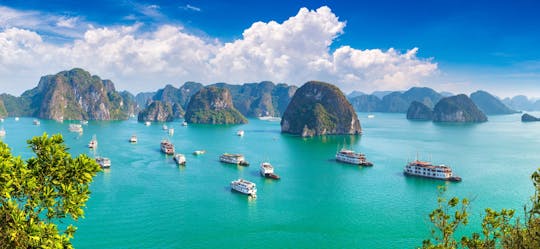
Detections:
[80, 120, 89, 125]
[168, 128, 174, 136]
[0, 118, 4, 122]
[260, 162, 280, 179]
[335, 149, 373, 166]
[220, 153, 249, 166]
[193, 150, 206, 155]
[0, 127, 5, 137]
[367, 114, 375, 119]
[129, 135, 137, 143]
[95, 157, 111, 169]
[145, 121, 151, 126]
[182, 121, 188, 126]
[88, 135, 98, 149]
[404, 157, 461, 182]
[174, 154, 186, 165]
[236, 130, 244, 136]
[33, 119, 40, 125]
[160, 139, 175, 155]
[14, 117, 19, 121]
[230, 179, 257, 197]
[258, 116, 281, 122]
[162, 125, 168, 130]
[69, 124, 83, 133]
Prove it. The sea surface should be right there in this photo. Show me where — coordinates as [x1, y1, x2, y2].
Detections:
[1, 113, 539, 248]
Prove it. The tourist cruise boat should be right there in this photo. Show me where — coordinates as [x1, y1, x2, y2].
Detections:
[174, 154, 186, 165]
[69, 124, 83, 133]
[404, 158, 462, 182]
[0, 127, 5, 137]
[129, 135, 137, 143]
[88, 135, 98, 149]
[160, 139, 175, 155]
[236, 130, 244, 136]
[260, 162, 280, 179]
[335, 149, 373, 166]
[230, 179, 257, 197]
[33, 119, 40, 125]
[95, 157, 111, 169]
[220, 153, 249, 166]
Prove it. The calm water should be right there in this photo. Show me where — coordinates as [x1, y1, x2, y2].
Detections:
[1, 113, 539, 248]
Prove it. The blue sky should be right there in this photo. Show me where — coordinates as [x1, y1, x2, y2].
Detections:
[1, 0, 539, 97]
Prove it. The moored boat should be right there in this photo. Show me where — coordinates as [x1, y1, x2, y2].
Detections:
[145, 121, 151, 126]
[260, 162, 280, 179]
[95, 157, 111, 169]
[160, 139, 175, 155]
[335, 149, 373, 166]
[193, 150, 206, 155]
[404, 157, 461, 182]
[174, 154, 186, 165]
[80, 120, 89, 125]
[220, 153, 249, 166]
[168, 128, 174, 135]
[0, 127, 5, 137]
[69, 124, 83, 133]
[88, 135, 98, 149]
[129, 135, 137, 143]
[367, 114, 375, 118]
[182, 121, 188, 126]
[230, 179, 257, 197]
[14, 117, 19, 121]
[236, 130, 244, 136]
[162, 124, 168, 130]
[33, 119, 40, 125]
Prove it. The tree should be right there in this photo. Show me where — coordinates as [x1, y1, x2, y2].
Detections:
[421, 168, 540, 249]
[0, 133, 101, 248]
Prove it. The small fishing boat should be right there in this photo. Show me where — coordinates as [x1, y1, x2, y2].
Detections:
[182, 121, 188, 126]
[80, 120, 89, 125]
[367, 114, 375, 119]
[260, 162, 280, 180]
[129, 135, 137, 143]
[145, 121, 151, 126]
[236, 130, 244, 136]
[174, 154, 186, 165]
[162, 124, 168, 130]
[0, 127, 6, 137]
[168, 128, 174, 136]
[33, 119, 40, 125]
[88, 135, 98, 149]
[69, 124, 83, 133]
[193, 150, 206, 155]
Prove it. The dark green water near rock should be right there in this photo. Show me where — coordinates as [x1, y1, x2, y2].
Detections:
[1, 113, 538, 248]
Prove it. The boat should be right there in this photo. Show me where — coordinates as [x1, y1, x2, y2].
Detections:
[69, 124, 83, 133]
[33, 119, 40, 125]
[168, 128, 174, 136]
[230, 179, 257, 197]
[14, 117, 19, 121]
[236, 130, 244, 136]
[162, 124, 168, 130]
[80, 120, 89, 125]
[129, 135, 137, 143]
[182, 121, 188, 126]
[0, 118, 4, 122]
[258, 116, 281, 122]
[260, 162, 280, 179]
[335, 148, 373, 166]
[0, 127, 5, 137]
[95, 157, 111, 169]
[88, 135, 98, 149]
[174, 154, 186, 165]
[160, 139, 175, 155]
[145, 121, 151, 126]
[367, 114, 375, 119]
[404, 157, 462, 182]
[193, 150, 206, 155]
[220, 153, 249, 166]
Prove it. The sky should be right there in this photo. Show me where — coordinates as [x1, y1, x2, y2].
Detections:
[1, 0, 539, 98]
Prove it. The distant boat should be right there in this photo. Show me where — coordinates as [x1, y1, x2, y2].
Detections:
[236, 130, 244, 136]
[80, 120, 89, 125]
[14, 117, 19, 121]
[0, 127, 6, 137]
[260, 162, 280, 180]
[220, 153, 249, 166]
[0, 118, 3, 122]
[168, 128, 174, 136]
[182, 121, 188, 126]
[129, 135, 137, 143]
[335, 148, 373, 166]
[69, 124, 83, 133]
[33, 119, 40, 125]
[230, 179, 257, 197]
[174, 154, 186, 165]
[145, 121, 151, 126]
[95, 157, 111, 169]
[160, 139, 175, 155]
[193, 150, 206, 155]
[367, 114, 375, 119]
[162, 125, 168, 130]
[258, 116, 281, 122]
[88, 135, 98, 149]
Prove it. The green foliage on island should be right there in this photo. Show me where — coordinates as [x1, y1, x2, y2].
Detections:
[281, 81, 361, 137]
[407, 101, 434, 120]
[0, 99, 7, 118]
[184, 86, 247, 124]
[349, 87, 443, 113]
[421, 169, 540, 249]
[433, 94, 488, 122]
[0, 133, 101, 248]
[470, 91, 518, 115]
[137, 100, 175, 122]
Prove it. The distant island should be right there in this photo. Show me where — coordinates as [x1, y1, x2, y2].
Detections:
[281, 81, 361, 137]
[184, 86, 247, 124]
[521, 113, 540, 122]
[407, 94, 488, 123]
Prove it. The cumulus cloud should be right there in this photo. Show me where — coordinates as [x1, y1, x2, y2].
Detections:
[0, 6, 437, 94]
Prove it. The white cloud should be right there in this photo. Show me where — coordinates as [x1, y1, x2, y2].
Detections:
[0, 6, 437, 95]
[183, 4, 201, 12]
[56, 17, 78, 28]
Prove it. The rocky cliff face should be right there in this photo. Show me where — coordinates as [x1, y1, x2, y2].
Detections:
[406, 101, 433, 120]
[349, 95, 382, 112]
[0, 99, 7, 118]
[348, 87, 442, 113]
[433, 94, 488, 122]
[184, 87, 247, 124]
[470, 90, 517, 115]
[10, 68, 136, 121]
[281, 81, 361, 137]
[521, 113, 540, 122]
[137, 101, 174, 122]
[138, 82, 204, 118]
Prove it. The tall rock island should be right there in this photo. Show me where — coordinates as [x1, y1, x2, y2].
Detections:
[406, 101, 433, 120]
[184, 87, 247, 124]
[137, 101, 175, 122]
[470, 90, 517, 115]
[433, 94, 488, 122]
[281, 81, 361, 137]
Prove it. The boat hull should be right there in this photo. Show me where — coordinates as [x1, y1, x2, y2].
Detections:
[404, 172, 462, 182]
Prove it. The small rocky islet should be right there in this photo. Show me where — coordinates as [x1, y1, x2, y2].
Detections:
[407, 94, 488, 123]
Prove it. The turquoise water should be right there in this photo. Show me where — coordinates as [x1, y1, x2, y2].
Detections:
[1, 113, 539, 248]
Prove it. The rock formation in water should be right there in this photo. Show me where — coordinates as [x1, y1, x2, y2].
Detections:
[348, 87, 443, 113]
[281, 81, 361, 137]
[470, 90, 517, 115]
[137, 101, 174, 122]
[521, 113, 540, 122]
[349, 95, 382, 112]
[406, 101, 433, 120]
[0, 99, 7, 118]
[433, 94, 488, 122]
[184, 86, 247, 124]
